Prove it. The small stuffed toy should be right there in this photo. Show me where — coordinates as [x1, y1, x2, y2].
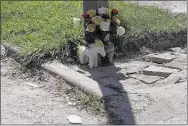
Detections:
[77, 39, 106, 69]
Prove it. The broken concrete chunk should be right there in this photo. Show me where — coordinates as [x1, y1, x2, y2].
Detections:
[155, 73, 181, 85]
[143, 65, 179, 77]
[129, 74, 161, 84]
[147, 52, 176, 64]
[164, 60, 187, 70]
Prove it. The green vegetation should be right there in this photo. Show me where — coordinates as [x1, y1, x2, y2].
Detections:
[80, 93, 104, 114]
[109, 1, 187, 54]
[1, 1, 84, 55]
[111, 1, 186, 32]
[1, 1, 187, 65]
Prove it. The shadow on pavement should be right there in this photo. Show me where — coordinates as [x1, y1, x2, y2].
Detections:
[78, 64, 135, 125]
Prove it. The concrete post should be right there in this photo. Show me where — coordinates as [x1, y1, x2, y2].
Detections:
[83, 0, 109, 13]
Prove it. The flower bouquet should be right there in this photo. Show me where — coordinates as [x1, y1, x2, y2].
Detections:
[82, 7, 122, 36]
[81, 7, 125, 65]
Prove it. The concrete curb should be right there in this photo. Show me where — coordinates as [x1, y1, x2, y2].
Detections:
[42, 61, 119, 98]
[1, 42, 119, 98]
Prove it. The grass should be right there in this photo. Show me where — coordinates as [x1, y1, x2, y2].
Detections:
[1, 1, 84, 55]
[109, 1, 187, 54]
[112, 1, 186, 32]
[79, 93, 104, 114]
[1, 1, 187, 63]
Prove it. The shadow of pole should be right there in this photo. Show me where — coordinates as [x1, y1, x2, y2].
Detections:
[79, 65, 135, 124]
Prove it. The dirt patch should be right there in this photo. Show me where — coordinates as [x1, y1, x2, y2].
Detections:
[1, 57, 107, 124]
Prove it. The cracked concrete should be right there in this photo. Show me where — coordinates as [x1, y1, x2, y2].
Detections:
[65, 47, 187, 124]
[2, 44, 187, 124]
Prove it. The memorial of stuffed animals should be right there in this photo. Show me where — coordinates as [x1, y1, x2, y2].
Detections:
[77, 7, 125, 68]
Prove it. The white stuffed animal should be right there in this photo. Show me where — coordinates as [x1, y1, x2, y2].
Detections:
[77, 40, 106, 69]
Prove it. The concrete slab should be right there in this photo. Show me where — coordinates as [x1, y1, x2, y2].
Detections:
[97, 77, 149, 93]
[147, 52, 176, 64]
[155, 73, 181, 86]
[117, 61, 151, 75]
[143, 65, 179, 77]
[129, 74, 162, 84]
[164, 60, 187, 70]
[115, 61, 151, 70]
[129, 1, 187, 14]
[42, 61, 119, 98]
[120, 78, 148, 92]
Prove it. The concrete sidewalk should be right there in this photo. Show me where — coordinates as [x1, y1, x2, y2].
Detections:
[128, 1, 187, 14]
[42, 47, 187, 124]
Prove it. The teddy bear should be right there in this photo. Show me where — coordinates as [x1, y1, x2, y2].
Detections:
[77, 39, 106, 69]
